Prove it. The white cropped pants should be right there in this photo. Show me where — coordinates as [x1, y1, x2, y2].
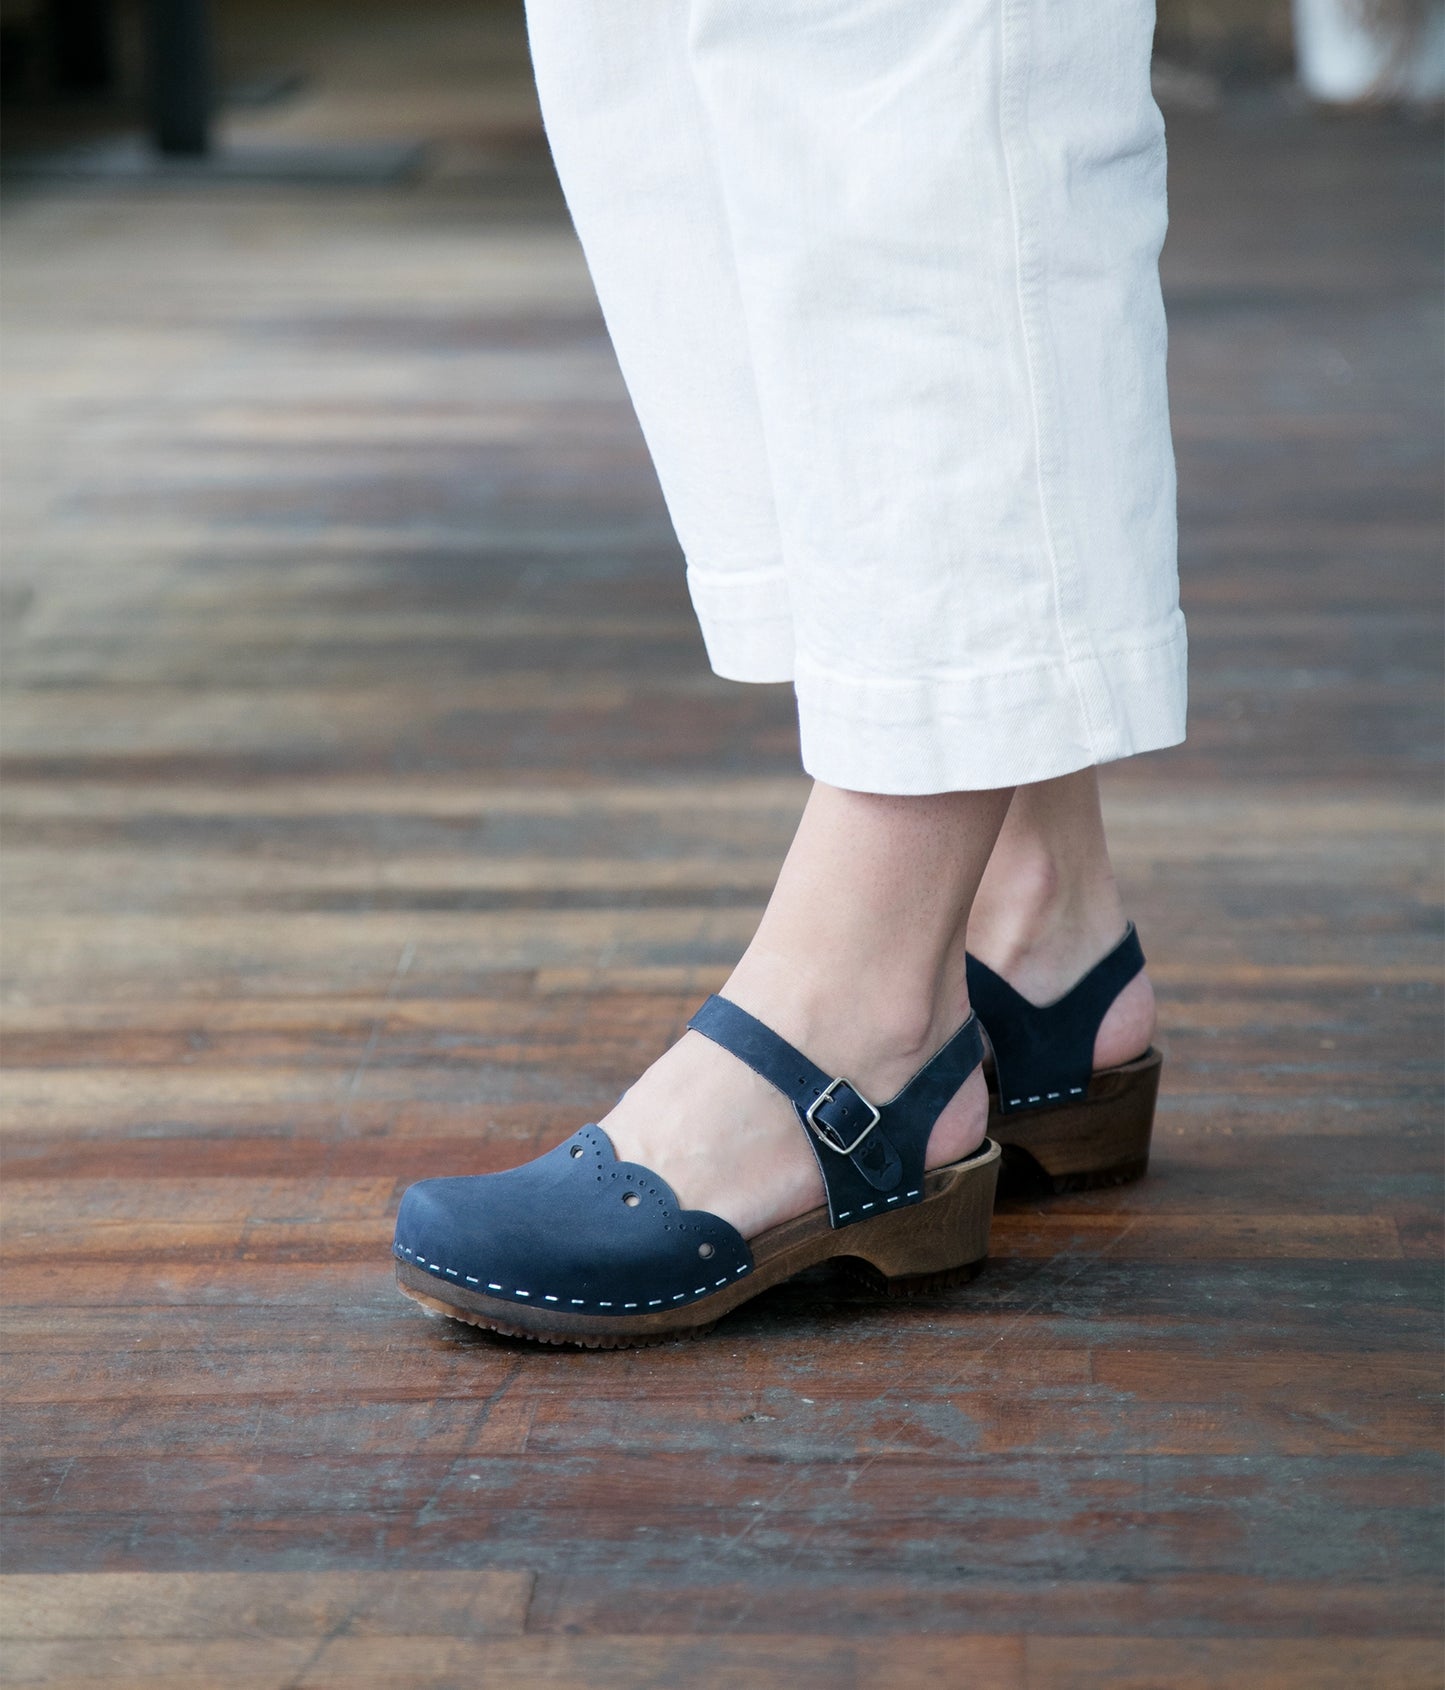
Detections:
[525, 0, 1187, 794]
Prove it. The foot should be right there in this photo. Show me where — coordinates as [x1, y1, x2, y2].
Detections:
[600, 778, 1011, 1240]
[598, 979, 989, 1240]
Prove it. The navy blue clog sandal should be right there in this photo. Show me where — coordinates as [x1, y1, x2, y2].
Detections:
[966, 922, 1162, 1194]
[393, 994, 1001, 1348]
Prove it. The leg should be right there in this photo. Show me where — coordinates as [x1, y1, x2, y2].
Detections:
[602, 780, 1013, 1237]
[391, 3, 1185, 1341]
[526, 0, 1173, 1222]
[968, 768, 1156, 1071]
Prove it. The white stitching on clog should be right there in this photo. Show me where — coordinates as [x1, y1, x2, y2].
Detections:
[1011, 1083, 1084, 1106]
[405, 1251, 757, 1309]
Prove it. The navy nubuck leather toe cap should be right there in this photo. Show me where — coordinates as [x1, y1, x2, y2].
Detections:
[392, 1123, 754, 1316]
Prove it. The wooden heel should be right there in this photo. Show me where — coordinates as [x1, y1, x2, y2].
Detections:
[847, 1254, 989, 1299]
[835, 1139, 1000, 1286]
[992, 1048, 1161, 1195]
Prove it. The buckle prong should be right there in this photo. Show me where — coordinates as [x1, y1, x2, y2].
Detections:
[804, 1077, 881, 1156]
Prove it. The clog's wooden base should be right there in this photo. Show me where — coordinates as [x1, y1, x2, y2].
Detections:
[991, 1048, 1161, 1196]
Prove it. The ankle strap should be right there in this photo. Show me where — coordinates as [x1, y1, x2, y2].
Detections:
[686, 995, 985, 1230]
[966, 921, 1145, 1114]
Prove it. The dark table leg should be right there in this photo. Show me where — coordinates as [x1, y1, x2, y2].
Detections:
[147, 0, 211, 156]
[48, 0, 117, 94]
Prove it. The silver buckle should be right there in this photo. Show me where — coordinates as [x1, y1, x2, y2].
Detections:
[805, 1077, 881, 1156]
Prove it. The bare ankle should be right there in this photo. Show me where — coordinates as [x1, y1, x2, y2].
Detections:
[722, 944, 971, 1093]
[968, 840, 1156, 1070]
[969, 840, 1126, 987]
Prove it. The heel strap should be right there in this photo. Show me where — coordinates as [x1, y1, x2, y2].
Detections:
[686, 995, 984, 1230]
[965, 922, 1145, 1115]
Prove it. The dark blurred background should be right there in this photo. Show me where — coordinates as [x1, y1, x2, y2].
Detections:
[0, 1, 1441, 165]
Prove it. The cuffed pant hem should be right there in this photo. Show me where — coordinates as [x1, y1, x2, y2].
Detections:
[686, 561, 796, 683]
[791, 619, 1189, 795]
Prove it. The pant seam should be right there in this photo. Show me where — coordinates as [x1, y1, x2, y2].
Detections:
[996, 0, 1108, 764]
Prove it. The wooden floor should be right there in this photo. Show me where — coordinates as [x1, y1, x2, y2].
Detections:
[2, 8, 1442, 1686]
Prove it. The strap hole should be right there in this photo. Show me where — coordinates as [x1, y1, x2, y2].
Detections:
[622, 1192, 640, 1208]
[698, 1243, 714, 1260]
[569, 1146, 584, 1158]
